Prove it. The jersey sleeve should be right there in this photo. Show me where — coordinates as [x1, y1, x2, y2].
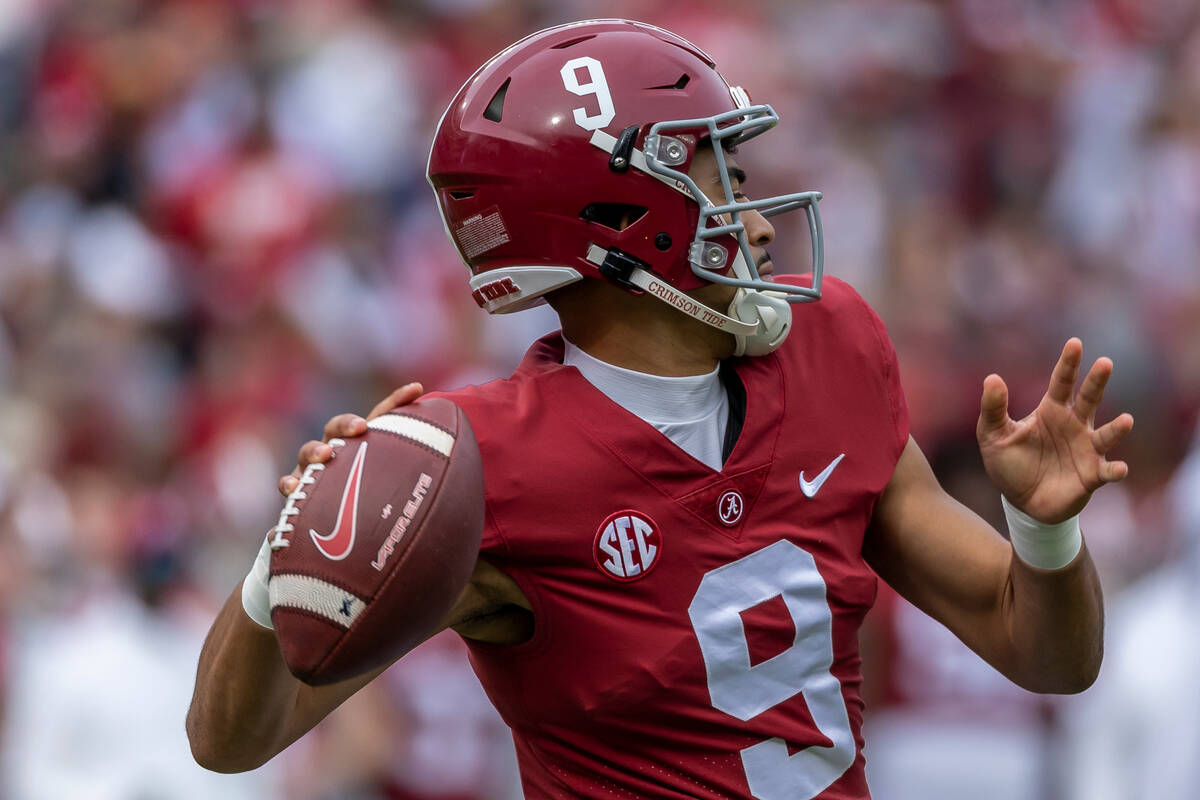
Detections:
[422, 386, 511, 555]
[774, 274, 910, 464]
[858, 291, 910, 459]
[478, 493, 509, 554]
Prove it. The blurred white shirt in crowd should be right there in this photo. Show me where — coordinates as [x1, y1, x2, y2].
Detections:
[1062, 431, 1200, 800]
[864, 597, 1052, 800]
[0, 589, 277, 800]
[1062, 559, 1200, 800]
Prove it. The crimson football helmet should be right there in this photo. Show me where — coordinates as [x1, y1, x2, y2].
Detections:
[427, 19, 823, 356]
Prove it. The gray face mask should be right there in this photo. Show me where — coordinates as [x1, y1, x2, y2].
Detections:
[587, 101, 825, 356]
[643, 103, 824, 304]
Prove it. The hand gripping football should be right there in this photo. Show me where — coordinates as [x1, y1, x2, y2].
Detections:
[267, 398, 483, 685]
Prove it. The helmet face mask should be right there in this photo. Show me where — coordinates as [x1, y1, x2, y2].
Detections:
[427, 19, 825, 356]
[641, 105, 824, 303]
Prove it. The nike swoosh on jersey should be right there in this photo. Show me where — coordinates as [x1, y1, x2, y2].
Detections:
[799, 453, 845, 498]
[310, 442, 368, 560]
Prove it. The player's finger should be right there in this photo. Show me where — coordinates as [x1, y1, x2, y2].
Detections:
[1045, 338, 1083, 404]
[1091, 412, 1134, 454]
[1073, 357, 1113, 424]
[1098, 459, 1129, 483]
[296, 439, 333, 473]
[977, 374, 1011, 436]
[323, 413, 367, 442]
[278, 473, 300, 497]
[367, 382, 425, 421]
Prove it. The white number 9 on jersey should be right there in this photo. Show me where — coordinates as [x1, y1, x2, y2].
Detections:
[689, 540, 856, 800]
[560, 56, 615, 131]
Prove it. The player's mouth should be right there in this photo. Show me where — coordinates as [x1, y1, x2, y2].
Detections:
[756, 251, 774, 279]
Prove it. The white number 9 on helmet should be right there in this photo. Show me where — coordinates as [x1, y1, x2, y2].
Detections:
[560, 56, 615, 131]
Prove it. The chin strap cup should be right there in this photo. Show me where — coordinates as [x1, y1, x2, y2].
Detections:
[730, 289, 792, 357]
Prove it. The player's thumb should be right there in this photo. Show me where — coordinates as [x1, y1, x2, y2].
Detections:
[367, 382, 425, 420]
[977, 374, 1010, 436]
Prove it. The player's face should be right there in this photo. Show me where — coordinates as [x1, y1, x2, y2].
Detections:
[687, 143, 776, 281]
[685, 144, 775, 329]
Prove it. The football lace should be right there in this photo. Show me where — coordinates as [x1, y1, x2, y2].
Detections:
[268, 438, 346, 550]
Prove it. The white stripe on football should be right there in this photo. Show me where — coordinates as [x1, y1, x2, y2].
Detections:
[270, 573, 367, 628]
[367, 415, 455, 457]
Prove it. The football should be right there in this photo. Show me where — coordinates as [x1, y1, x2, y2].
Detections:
[267, 397, 484, 685]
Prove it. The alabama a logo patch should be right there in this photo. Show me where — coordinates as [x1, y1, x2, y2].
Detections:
[593, 510, 662, 582]
[716, 490, 744, 526]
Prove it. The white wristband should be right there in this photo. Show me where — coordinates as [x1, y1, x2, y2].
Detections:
[1002, 495, 1082, 571]
[241, 535, 274, 629]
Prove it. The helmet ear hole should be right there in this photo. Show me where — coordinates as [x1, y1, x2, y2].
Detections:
[579, 204, 647, 231]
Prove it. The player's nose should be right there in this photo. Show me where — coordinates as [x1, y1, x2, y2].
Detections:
[743, 208, 774, 248]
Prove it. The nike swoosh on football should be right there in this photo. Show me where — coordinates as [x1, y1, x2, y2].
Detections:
[310, 442, 368, 561]
[799, 453, 846, 498]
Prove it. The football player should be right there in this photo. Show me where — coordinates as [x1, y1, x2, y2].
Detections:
[187, 20, 1133, 800]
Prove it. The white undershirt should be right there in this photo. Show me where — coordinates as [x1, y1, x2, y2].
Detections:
[563, 339, 729, 470]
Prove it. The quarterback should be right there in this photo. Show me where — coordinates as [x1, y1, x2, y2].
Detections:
[187, 20, 1133, 800]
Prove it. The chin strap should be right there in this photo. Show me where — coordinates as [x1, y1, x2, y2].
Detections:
[729, 288, 791, 357]
[584, 245, 791, 356]
[585, 244, 754, 336]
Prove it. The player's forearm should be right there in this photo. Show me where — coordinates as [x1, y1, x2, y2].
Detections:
[188, 586, 387, 773]
[864, 439, 1106, 695]
[186, 588, 305, 772]
[1000, 542, 1104, 694]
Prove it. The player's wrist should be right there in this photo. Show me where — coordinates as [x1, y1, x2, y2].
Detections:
[241, 535, 274, 629]
[1001, 495, 1082, 570]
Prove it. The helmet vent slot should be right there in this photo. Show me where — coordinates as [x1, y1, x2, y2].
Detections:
[552, 34, 596, 49]
[649, 74, 691, 91]
[449, 190, 475, 200]
[580, 203, 647, 231]
[483, 78, 510, 122]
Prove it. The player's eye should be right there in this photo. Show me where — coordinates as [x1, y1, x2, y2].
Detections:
[728, 166, 748, 201]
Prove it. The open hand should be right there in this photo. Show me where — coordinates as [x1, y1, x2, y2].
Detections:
[277, 382, 425, 497]
[977, 339, 1133, 524]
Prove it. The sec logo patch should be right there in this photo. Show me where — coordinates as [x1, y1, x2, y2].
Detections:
[594, 510, 662, 581]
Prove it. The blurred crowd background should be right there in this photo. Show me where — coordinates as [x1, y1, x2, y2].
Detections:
[0, 0, 1197, 798]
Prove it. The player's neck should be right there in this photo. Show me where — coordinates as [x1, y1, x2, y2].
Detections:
[564, 328, 720, 376]
[553, 284, 728, 376]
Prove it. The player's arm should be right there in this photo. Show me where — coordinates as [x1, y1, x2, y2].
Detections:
[186, 556, 519, 772]
[863, 437, 1105, 694]
[187, 385, 526, 772]
[186, 584, 386, 772]
[863, 339, 1133, 694]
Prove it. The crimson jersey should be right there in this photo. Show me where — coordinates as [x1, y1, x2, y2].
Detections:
[428, 276, 909, 800]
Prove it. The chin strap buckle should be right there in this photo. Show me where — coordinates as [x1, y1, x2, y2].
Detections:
[608, 125, 639, 173]
[587, 244, 643, 292]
